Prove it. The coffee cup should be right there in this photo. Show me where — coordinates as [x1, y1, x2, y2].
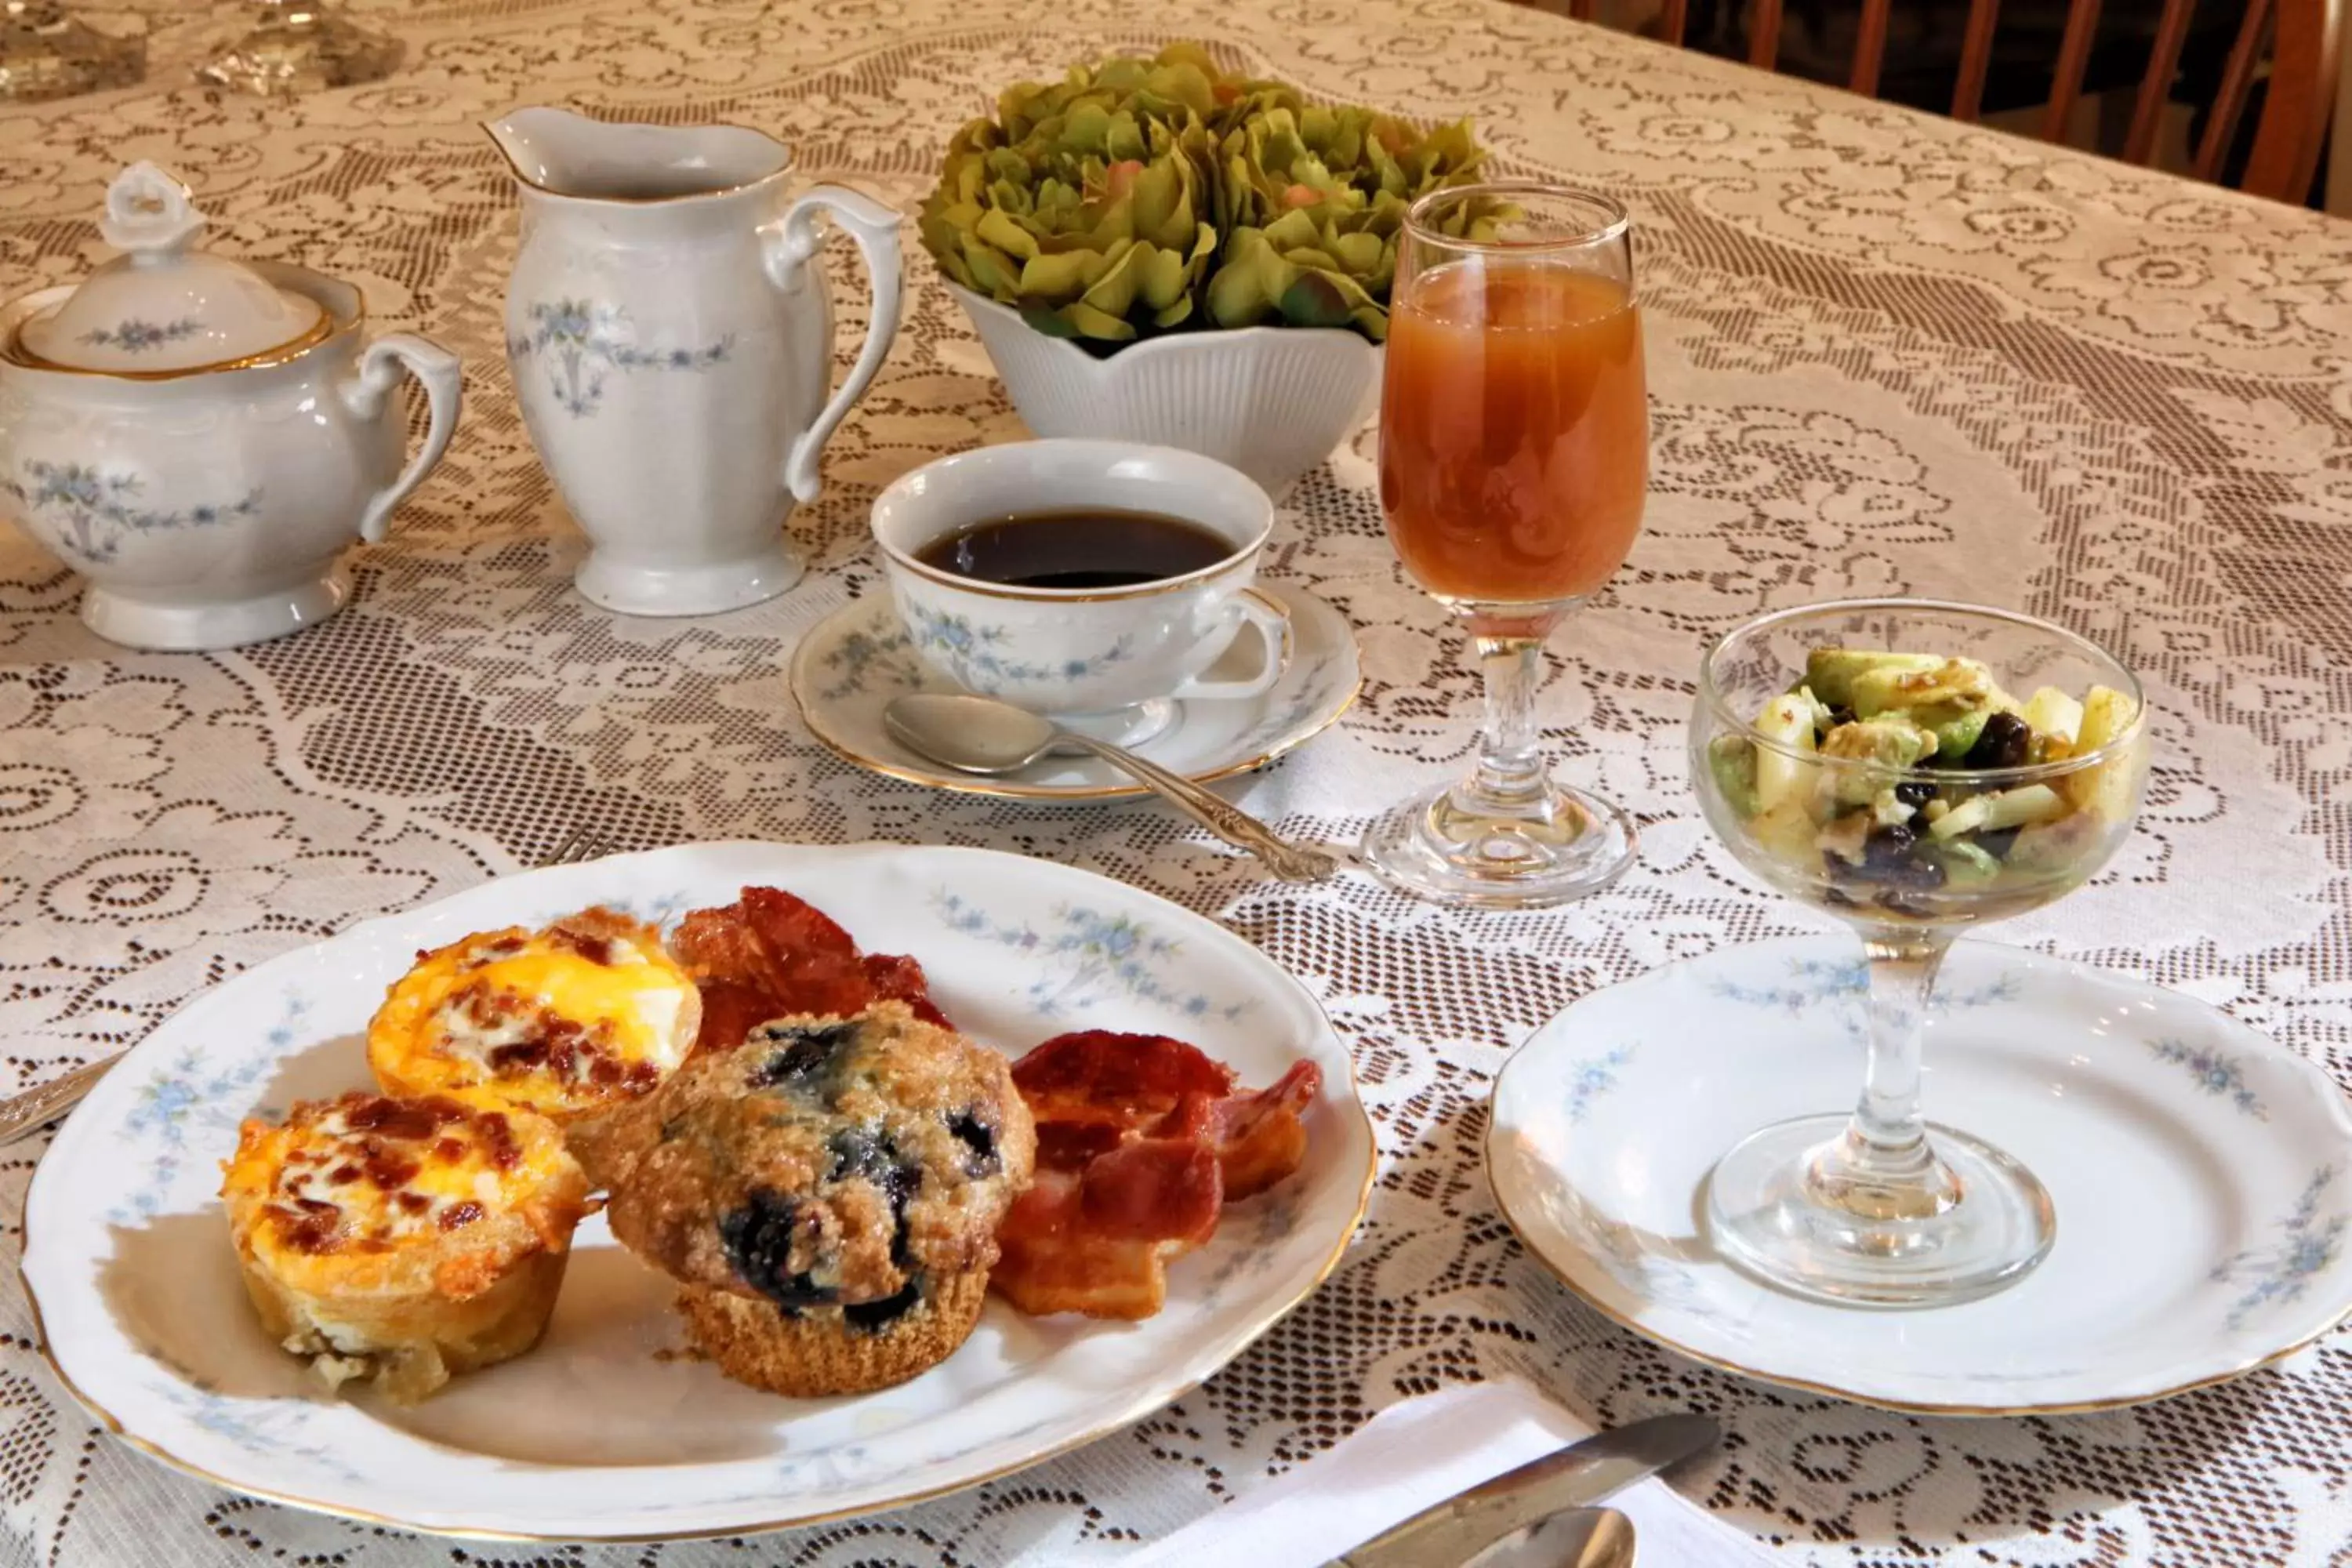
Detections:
[870, 440, 1291, 744]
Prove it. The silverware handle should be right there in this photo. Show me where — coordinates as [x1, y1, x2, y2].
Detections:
[0, 1053, 122, 1146]
[1062, 735, 1338, 882]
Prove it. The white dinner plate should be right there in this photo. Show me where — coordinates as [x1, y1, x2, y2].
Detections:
[23, 841, 1374, 1539]
[1488, 938, 2352, 1414]
[789, 583, 1360, 800]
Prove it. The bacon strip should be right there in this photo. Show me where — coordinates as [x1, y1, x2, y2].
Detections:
[668, 887, 952, 1051]
[992, 1031, 1318, 1319]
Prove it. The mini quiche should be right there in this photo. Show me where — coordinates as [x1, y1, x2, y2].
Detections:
[368, 908, 700, 1120]
[221, 1091, 590, 1402]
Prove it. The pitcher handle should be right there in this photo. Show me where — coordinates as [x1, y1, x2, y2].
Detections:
[342, 332, 463, 544]
[762, 184, 904, 505]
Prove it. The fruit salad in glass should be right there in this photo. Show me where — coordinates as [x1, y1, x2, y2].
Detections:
[1691, 600, 2149, 1308]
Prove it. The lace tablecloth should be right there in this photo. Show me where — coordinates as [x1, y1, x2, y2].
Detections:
[5, 2, 2350, 1563]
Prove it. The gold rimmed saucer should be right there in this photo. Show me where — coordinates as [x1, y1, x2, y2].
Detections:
[789, 582, 1362, 801]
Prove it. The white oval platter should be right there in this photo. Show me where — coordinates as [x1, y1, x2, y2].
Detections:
[23, 840, 1374, 1539]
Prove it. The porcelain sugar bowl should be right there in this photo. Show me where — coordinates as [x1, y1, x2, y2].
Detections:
[0, 162, 461, 650]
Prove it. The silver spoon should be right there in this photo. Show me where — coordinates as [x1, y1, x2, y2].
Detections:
[884, 692, 1338, 883]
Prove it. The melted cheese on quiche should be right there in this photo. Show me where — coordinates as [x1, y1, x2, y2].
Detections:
[368, 916, 697, 1116]
[224, 1094, 565, 1266]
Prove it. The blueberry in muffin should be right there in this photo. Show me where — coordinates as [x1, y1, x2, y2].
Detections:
[568, 1000, 1036, 1396]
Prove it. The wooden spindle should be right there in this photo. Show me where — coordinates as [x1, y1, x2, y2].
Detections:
[2041, 0, 2103, 143]
[1850, 0, 1893, 95]
[1659, 0, 1689, 47]
[1951, 0, 2003, 122]
[1750, 0, 1784, 70]
[2124, 0, 2198, 165]
[2195, 0, 2274, 184]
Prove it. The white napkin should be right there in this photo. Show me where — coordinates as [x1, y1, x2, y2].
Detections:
[1120, 1377, 1780, 1566]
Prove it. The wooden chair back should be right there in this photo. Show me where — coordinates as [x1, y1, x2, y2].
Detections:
[1561, 0, 2343, 203]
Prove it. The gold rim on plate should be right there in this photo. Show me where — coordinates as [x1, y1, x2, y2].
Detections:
[19, 846, 1377, 1541]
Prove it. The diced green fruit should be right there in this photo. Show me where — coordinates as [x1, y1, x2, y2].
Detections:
[2006, 811, 2100, 875]
[1929, 837, 2002, 884]
[1929, 707, 1991, 762]
[1751, 692, 1819, 814]
[1848, 656, 1998, 720]
[1928, 783, 2069, 840]
[1745, 799, 1822, 864]
[2021, 686, 2084, 746]
[1818, 716, 1937, 805]
[1803, 649, 1941, 710]
[1708, 735, 1760, 819]
[2063, 685, 2142, 818]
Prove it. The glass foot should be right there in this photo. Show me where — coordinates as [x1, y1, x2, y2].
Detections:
[1707, 1112, 2055, 1308]
[1359, 776, 1636, 909]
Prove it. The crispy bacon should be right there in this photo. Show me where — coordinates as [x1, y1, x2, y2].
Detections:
[668, 887, 952, 1051]
[992, 1031, 1319, 1319]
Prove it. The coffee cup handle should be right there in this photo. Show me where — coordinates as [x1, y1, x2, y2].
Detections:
[763, 184, 905, 506]
[1173, 588, 1292, 703]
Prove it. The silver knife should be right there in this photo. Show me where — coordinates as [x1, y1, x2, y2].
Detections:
[1334, 1412, 1719, 1568]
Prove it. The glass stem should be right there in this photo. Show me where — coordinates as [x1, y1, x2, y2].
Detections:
[1807, 928, 1961, 1221]
[1462, 631, 1551, 816]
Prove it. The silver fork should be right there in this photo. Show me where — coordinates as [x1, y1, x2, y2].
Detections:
[0, 827, 616, 1148]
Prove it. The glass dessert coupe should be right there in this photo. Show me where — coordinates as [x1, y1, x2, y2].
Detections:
[1362, 182, 1649, 909]
[1691, 599, 2150, 1308]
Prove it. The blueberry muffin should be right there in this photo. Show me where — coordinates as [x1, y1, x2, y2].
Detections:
[221, 1091, 590, 1403]
[569, 1001, 1036, 1396]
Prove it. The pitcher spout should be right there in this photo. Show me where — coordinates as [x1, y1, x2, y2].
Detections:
[484, 106, 792, 203]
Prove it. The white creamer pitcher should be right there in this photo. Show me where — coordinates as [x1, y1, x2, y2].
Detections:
[487, 107, 903, 616]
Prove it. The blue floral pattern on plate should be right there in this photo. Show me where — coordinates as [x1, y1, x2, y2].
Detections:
[903, 603, 1131, 688]
[508, 299, 732, 418]
[78, 316, 201, 353]
[933, 891, 1254, 1022]
[1565, 1044, 1635, 1125]
[2150, 1037, 2270, 1120]
[815, 626, 927, 701]
[109, 994, 301, 1222]
[2213, 1165, 2349, 1330]
[1708, 955, 2020, 1041]
[3, 459, 260, 566]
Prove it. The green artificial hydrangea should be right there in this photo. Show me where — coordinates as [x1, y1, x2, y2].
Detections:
[918, 44, 1222, 343]
[919, 42, 1508, 347]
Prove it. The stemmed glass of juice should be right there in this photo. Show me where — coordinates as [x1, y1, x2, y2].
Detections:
[1365, 183, 1649, 907]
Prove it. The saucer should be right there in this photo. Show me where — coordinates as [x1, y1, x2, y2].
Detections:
[1487, 938, 2352, 1414]
[790, 582, 1361, 800]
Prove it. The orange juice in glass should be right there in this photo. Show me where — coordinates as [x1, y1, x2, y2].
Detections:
[1363, 186, 1650, 908]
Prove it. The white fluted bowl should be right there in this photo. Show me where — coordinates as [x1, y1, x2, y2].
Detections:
[948, 283, 1380, 497]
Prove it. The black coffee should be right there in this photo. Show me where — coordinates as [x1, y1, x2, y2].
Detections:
[915, 510, 1235, 590]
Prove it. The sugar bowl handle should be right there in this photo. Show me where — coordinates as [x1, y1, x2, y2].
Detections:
[762, 185, 904, 505]
[343, 332, 463, 544]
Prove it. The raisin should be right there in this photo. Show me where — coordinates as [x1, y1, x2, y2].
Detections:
[748, 1020, 860, 1089]
[842, 1279, 924, 1334]
[1860, 824, 1918, 872]
[947, 1111, 1000, 1177]
[1893, 780, 1934, 809]
[1966, 711, 2032, 770]
[718, 1188, 832, 1308]
[1826, 704, 1857, 728]
[438, 1200, 485, 1231]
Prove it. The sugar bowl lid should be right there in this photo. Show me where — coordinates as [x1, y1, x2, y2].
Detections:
[12, 162, 326, 374]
